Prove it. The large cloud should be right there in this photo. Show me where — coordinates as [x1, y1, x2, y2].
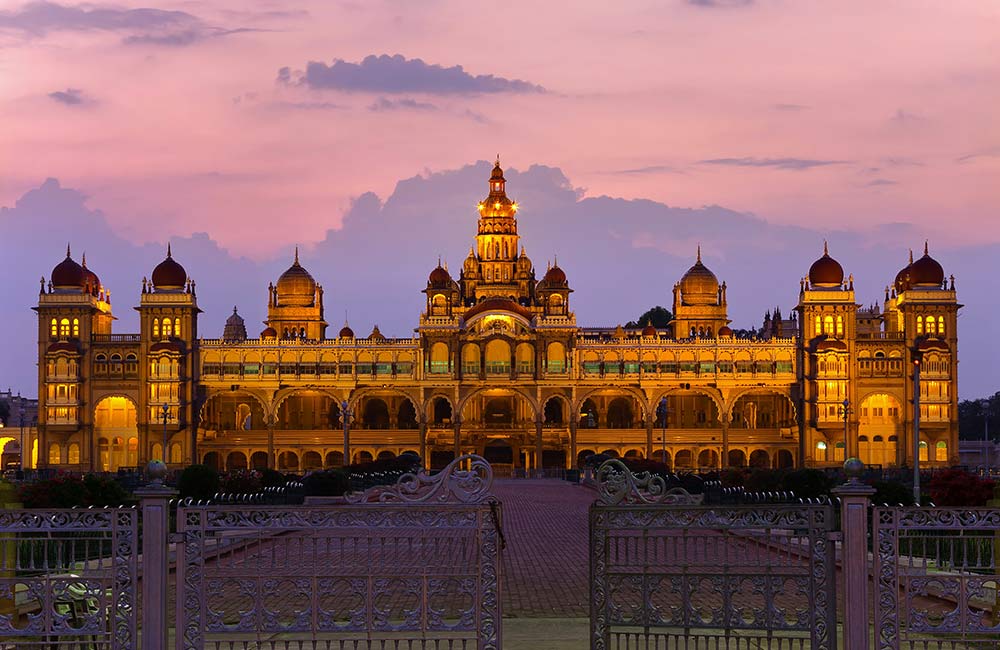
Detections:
[2, 164, 996, 400]
[286, 54, 546, 94]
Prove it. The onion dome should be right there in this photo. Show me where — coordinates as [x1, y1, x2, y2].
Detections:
[47, 341, 79, 353]
[679, 247, 719, 305]
[428, 260, 452, 287]
[260, 326, 277, 338]
[338, 323, 355, 338]
[808, 242, 844, 288]
[490, 158, 505, 182]
[917, 337, 949, 353]
[151, 244, 187, 291]
[909, 242, 945, 287]
[641, 321, 657, 337]
[516, 246, 532, 273]
[275, 247, 316, 306]
[80, 253, 100, 296]
[463, 248, 479, 274]
[368, 325, 386, 341]
[718, 325, 733, 337]
[51, 244, 84, 290]
[542, 261, 567, 286]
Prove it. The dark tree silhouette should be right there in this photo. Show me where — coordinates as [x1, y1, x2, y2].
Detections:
[626, 306, 672, 329]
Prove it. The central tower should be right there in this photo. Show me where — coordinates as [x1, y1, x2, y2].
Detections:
[469, 157, 524, 300]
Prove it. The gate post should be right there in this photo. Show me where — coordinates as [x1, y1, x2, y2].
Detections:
[136, 461, 178, 650]
[832, 458, 875, 650]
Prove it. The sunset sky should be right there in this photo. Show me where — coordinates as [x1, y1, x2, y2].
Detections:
[0, 0, 998, 397]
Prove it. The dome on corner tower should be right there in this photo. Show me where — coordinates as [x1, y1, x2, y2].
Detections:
[679, 248, 719, 305]
[428, 263, 451, 287]
[909, 242, 944, 287]
[151, 244, 187, 291]
[51, 245, 84, 290]
[808, 242, 844, 288]
[276, 247, 316, 306]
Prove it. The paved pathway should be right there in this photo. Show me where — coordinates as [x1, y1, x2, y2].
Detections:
[492, 479, 594, 618]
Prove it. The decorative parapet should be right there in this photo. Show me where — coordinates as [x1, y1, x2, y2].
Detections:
[199, 337, 421, 347]
[346, 454, 495, 504]
[595, 459, 703, 506]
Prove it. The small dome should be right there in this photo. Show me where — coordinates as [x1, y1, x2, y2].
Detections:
[543, 263, 567, 286]
[260, 326, 277, 338]
[808, 242, 844, 288]
[909, 243, 944, 287]
[679, 248, 719, 305]
[223, 307, 247, 342]
[51, 245, 84, 289]
[275, 248, 316, 307]
[226, 307, 244, 326]
[368, 325, 386, 341]
[151, 244, 187, 291]
[894, 263, 911, 292]
[641, 321, 657, 337]
[80, 254, 100, 295]
[428, 264, 451, 287]
[339, 324, 355, 338]
[463, 248, 479, 274]
[490, 158, 505, 182]
[718, 325, 733, 337]
[516, 247, 532, 272]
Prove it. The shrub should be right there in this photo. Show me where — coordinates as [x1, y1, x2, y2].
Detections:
[220, 469, 262, 494]
[720, 468, 747, 488]
[927, 469, 996, 506]
[745, 468, 783, 493]
[781, 469, 832, 499]
[260, 468, 286, 488]
[303, 469, 351, 497]
[870, 480, 915, 506]
[178, 464, 219, 501]
[18, 474, 132, 508]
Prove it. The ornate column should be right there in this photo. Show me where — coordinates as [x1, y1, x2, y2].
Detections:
[721, 414, 730, 469]
[136, 463, 177, 650]
[832, 460, 875, 650]
[341, 400, 351, 467]
[267, 420, 276, 469]
[535, 418, 544, 478]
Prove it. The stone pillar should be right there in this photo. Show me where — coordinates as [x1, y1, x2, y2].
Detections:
[136, 464, 177, 650]
[419, 421, 427, 465]
[832, 459, 875, 650]
[0, 481, 22, 616]
[342, 401, 351, 467]
[535, 419, 544, 478]
[453, 421, 461, 460]
[267, 423, 276, 469]
[721, 417, 730, 469]
[569, 421, 578, 469]
[645, 418, 654, 461]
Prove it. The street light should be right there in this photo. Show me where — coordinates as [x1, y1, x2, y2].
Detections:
[658, 396, 668, 465]
[912, 353, 922, 505]
[840, 398, 851, 459]
[161, 403, 169, 465]
[18, 404, 26, 472]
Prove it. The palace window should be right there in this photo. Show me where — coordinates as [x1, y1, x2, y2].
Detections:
[162, 318, 173, 338]
[916, 316, 923, 335]
[50, 319, 57, 337]
[836, 316, 843, 337]
[59, 318, 70, 338]
[937, 316, 945, 335]
[926, 316, 936, 335]
[823, 315, 834, 336]
[153, 319, 160, 338]
[814, 316, 821, 336]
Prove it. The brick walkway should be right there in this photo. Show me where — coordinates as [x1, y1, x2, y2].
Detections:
[492, 479, 594, 618]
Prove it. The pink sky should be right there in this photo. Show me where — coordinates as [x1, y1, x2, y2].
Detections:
[1, 0, 999, 257]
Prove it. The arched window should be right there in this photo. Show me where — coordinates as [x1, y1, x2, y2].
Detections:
[59, 318, 70, 338]
[935, 441, 947, 462]
[153, 318, 160, 338]
[48, 443, 61, 465]
[916, 316, 923, 335]
[816, 440, 828, 462]
[925, 316, 936, 335]
[814, 316, 821, 336]
[835, 316, 843, 337]
[937, 316, 945, 335]
[162, 318, 173, 338]
[68, 443, 80, 465]
[823, 315, 834, 335]
[918, 440, 928, 462]
[50, 319, 58, 337]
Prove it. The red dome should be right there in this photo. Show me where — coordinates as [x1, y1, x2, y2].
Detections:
[51, 246, 84, 289]
[894, 264, 911, 292]
[909, 244, 944, 287]
[808, 243, 844, 288]
[151, 244, 187, 291]
[641, 322, 657, 337]
[339, 325, 355, 338]
[718, 325, 733, 337]
[543, 265, 567, 286]
[260, 327, 277, 338]
[80, 254, 100, 295]
[428, 265, 451, 286]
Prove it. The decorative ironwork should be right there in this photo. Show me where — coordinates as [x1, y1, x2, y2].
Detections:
[176, 458, 502, 650]
[590, 496, 836, 650]
[0, 508, 138, 650]
[595, 459, 702, 505]
[874, 507, 1000, 650]
[345, 453, 494, 504]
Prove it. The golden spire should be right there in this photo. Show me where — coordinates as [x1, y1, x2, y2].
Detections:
[924, 240, 929, 256]
[697, 244, 702, 263]
[909, 249, 914, 264]
[167, 242, 172, 258]
[66, 243, 71, 258]
[294, 245, 299, 265]
[82, 252, 87, 267]
[823, 240, 829, 256]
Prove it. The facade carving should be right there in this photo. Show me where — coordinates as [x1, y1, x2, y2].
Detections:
[32, 161, 961, 473]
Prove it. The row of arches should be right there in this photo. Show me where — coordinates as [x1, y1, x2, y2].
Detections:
[201, 448, 417, 472]
[576, 447, 795, 470]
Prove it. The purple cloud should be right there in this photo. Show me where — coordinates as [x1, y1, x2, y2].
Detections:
[687, 0, 754, 7]
[866, 179, 898, 187]
[368, 97, 438, 112]
[288, 54, 546, 95]
[700, 157, 849, 170]
[48, 87, 90, 106]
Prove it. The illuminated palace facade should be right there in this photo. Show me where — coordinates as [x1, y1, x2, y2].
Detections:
[33, 161, 961, 474]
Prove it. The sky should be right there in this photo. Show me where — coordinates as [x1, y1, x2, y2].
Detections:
[0, 0, 998, 398]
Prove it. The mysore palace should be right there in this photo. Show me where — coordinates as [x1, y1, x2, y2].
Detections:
[30, 160, 961, 474]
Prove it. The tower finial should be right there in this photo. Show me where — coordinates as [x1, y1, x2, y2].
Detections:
[344, 309, 349, 326]
[924, 240, 929, 255]
[233, 306, 238, 314]
[66, 243, 71, 258]
[823, 240, 828, 255]
[495, 153, 500, 166]
[167, 242, 172, 258]
[697, 244, 702, 263]
[438, 255, 442, 267]
[909, 248, 914, 264]
[294, 245, 299, 265]
[82, 251, 87, 267]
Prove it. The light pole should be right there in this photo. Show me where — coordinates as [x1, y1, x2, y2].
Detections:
[161, 403, 169, 465]
[341, 400, 351, 467]
[912, 353, 922, 505]
[841, 398, 851, 459]
[658, 396, 668, 465]
[18, 404, 25, 472]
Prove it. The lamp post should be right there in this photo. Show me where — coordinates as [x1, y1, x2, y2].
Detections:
[658, 396, 668, 465]
[161, 403, 169, 465]
[840, 398, 851, 459]
[912, 353, 922, 505]
[18, 404, 25, 472]
[341, 400, 351, 467]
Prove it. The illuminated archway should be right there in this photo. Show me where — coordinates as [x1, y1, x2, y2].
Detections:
[94, 396, 138, 471]
[858, 393, 902, 467]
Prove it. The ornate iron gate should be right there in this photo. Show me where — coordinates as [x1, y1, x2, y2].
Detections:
[590, 460, 837, 650]
[0, 507, 138, 650]
[874, 507, 1000, 650]
[175, 455, 502, 650]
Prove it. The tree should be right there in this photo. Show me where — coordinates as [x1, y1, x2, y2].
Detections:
[0, 398, 8, 426]
[626, 306, 672, 329]
[958, 391, 1000, 441]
